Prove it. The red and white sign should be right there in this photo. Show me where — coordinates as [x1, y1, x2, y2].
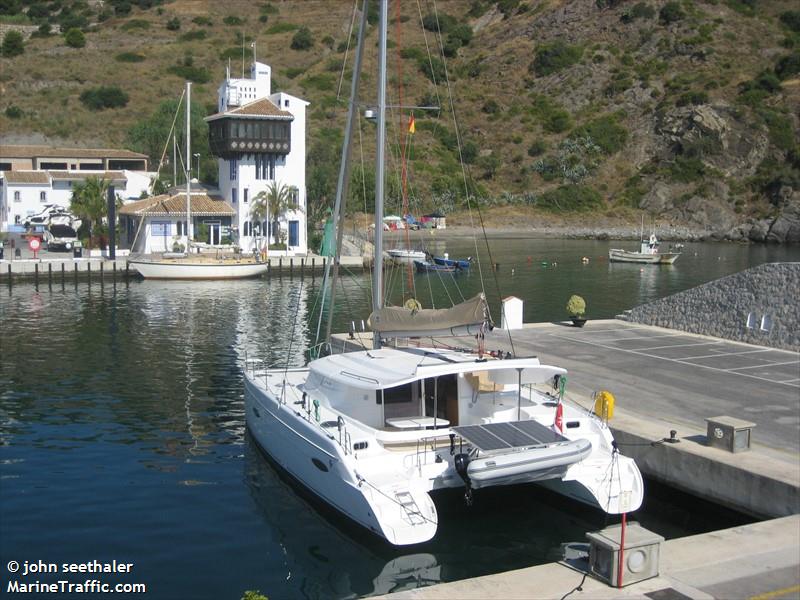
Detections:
[29, 238, 41, 252]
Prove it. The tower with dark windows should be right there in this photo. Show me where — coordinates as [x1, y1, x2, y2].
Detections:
[206, 60, 308, 254]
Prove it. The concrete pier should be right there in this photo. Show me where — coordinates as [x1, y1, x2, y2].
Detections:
[0, 254, 366, 282]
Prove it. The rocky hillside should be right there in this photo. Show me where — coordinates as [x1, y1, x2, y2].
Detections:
[1, 0, 798, 242]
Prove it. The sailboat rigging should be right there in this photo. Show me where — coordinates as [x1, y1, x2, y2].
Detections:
[128, 82, 269, 280]
[245, 0, 643, 546]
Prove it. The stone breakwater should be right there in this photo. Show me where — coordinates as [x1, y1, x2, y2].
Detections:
[624, 262, 799, 352]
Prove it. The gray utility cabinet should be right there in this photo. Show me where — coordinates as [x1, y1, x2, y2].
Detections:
[586, 522, 664, 587]
[705, 415, 756, 453]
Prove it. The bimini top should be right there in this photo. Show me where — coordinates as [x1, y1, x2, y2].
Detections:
[307, 346, 565, 390]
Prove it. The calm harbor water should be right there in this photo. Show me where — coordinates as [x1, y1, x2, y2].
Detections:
[1, 239, 797, 599]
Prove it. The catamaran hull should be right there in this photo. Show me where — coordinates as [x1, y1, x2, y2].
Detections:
[244, 377, 438, 545]
[129, 260, 268, 279]
[608, 249, 680, 264]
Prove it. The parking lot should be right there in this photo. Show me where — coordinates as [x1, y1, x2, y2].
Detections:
[485, 320, 800, 455]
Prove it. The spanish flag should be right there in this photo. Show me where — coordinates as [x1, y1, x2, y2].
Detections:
[408, 114, 415, 134]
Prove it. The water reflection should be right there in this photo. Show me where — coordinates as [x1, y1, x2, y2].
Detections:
[243, 436, 443, 598]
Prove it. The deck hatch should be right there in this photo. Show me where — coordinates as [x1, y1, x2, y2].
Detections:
[453, 420, 566, 451]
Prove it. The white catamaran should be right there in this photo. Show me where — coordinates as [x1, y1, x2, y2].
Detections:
[244, 0, 643, 546]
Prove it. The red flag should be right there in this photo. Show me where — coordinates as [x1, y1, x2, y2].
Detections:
[554, 402, 563, 433]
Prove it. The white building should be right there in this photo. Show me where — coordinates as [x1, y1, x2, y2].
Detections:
[0, 170, 137, 232]
[205, 61, 309, 254]
[0, 145, 155, 234]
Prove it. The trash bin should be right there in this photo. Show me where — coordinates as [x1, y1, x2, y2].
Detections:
[73, 241, 83, 258]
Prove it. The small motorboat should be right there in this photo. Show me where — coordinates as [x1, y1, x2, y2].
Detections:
[609, 233, 680, 265]
[414, 260, 457, 273]
[433, 254, 471, 269]
[388, 248, 428, 265]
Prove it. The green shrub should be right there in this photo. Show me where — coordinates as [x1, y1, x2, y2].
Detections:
[303, 73, 334, 91]
[266, 22, 298, 34]
[400, 46, 424, 61]
[259, 3, 279, 15]
[1, 30, 24, 57]
[566, 295, 586, 316]
[219, 47, 242, 60]
[531, 40, 582, 77]
[775, 51, 800, 80]
[115, 51, 145, 62]
[725, 0, 756, 17]
[571, 115, 627, 154]
[192, 16, 212, 26]
[120, 19, 150, 31]
[759, 109, 794, 151]
[284, 67, 303, 79]
[80, 86, 129, 110]
[167, 57, 210, 84]
[419, 57, 446, 83]
[5, 104, 22, 119]
[527, 140, 547, 157]
[178, 30, 206, 42]
[421, 12, 456, 33]
[290, 26, 313, 50]
[676, 90, 709, 106]
[780, 11, 800, 32]
[669, 156, 705, 182]
[482, 99, 500, 114]
[223, 15, 243, 26]
[659, 2, 684, 24]
[166, 17, 180, 31]
[621, 2, 656, 22]
[539, 185, 603, 211]
[63, 28, 85, 48]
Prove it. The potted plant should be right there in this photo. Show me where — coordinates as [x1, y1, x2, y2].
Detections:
[566, 295, 587, 327]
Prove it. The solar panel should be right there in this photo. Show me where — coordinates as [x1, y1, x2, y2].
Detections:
[453, 420, 566, 452]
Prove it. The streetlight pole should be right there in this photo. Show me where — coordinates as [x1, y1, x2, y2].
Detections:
[193, 153, 200, 181]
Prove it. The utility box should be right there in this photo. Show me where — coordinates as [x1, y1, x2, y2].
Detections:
[586, 522, 664, 587]
[501, 296, 523, 330]
[705, 415, 756, 453]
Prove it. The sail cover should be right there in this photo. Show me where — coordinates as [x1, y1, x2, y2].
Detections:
[368, 293, 492, 338]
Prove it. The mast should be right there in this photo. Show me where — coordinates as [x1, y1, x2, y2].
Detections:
[372, 0, 387, 350]
[185, 81, 192, 249]
[322, 0, 368, 344]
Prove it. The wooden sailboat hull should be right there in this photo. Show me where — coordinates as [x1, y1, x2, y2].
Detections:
[608, 249, 680, 264]
[129, 259, 268, 279]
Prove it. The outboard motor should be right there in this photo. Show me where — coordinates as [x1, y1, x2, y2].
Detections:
[454, 453, 473, 506]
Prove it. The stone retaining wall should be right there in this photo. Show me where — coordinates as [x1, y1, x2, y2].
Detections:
[625, 262, 799, 351]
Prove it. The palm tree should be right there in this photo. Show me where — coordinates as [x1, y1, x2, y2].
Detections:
[70, 176, 109, 249]
[251, 181, 301, 248]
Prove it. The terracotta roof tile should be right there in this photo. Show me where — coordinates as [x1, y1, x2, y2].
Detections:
[49, 170, 127, 182]
[2, 171, 50, 184]
[119, 192, 235, 217]
[206, 97, 293, 121]
[0, 145, 148, 160]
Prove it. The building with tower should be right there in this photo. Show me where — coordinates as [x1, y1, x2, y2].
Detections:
[206, 59, 309, 255]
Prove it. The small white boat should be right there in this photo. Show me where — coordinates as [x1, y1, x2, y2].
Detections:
[128, 257, 267, 280]
[609, 233, 680, 264]
[388, 248, 427, 265]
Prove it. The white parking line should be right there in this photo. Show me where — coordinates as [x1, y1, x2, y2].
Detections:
[636, 341, 723, 351]
[728, 361, 800, 371]
[548, 332, 800, 389]
[682, 349, 772, 360]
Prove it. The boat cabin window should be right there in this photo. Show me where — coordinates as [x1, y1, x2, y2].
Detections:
[378, 382, 420, 421]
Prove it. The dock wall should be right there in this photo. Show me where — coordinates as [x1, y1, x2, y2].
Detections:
[623, 262, 799, 351]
